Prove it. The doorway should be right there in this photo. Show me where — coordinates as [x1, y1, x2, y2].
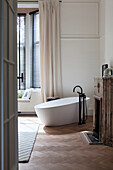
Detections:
[17, 0, 42, 166]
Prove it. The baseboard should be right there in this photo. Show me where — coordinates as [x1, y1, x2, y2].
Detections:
[18, 112, 37, 117]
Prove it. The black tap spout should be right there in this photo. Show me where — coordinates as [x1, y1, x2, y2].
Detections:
[73, 85, 83, 94]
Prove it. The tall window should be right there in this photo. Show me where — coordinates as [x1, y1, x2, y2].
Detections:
[17, 14, 26, 90]
[30, 11, 40, 88]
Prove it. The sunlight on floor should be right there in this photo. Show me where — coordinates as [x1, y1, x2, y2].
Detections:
[18, 116, 46, 134]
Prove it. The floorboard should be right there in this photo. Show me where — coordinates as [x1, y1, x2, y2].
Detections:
[19, 116, 113, 170]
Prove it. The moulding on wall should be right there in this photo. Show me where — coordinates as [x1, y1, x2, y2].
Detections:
[61, 34, 100, 39]
[62, 0, 100, 3]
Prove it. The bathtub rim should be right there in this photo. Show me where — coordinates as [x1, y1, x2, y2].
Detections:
[34, 97, 90, 109]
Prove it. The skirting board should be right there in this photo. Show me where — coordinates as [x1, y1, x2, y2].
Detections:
[18, 112, 37, 116]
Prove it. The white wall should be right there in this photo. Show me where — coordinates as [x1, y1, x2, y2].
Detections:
[105, 0, 113, 67]
[99, 0, 105, 74]
[100, 0, 113, 69]
[60, 0, 100, 114]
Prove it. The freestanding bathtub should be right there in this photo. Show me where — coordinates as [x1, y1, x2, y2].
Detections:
[34, 97, 90, 126]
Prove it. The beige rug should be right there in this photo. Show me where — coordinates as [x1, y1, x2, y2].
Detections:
[18, 117, 39, 163]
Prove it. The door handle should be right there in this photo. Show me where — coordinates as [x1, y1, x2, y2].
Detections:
[17, 73, 23, 82]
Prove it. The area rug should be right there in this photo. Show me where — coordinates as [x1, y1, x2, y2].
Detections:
[18, 117, 39, 163]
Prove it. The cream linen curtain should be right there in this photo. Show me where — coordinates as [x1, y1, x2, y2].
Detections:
[39, 0, 62, 102]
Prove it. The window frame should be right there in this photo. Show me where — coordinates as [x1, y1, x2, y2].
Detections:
[30, 10, 40, 88]
[17, 13, 26, 90]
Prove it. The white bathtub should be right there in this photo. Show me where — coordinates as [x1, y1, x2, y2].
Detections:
[34, 97, 90, 126]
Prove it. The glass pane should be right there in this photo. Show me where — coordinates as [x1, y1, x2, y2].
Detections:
[34, 43, 40, 87]
[34, 13, 39, 42]
[17, 17, 19, 45]
[17, 46, 19, 89]
[20, 16, 25, 44]
[20, 46, 25, 89]
[30, 12, 40, 88]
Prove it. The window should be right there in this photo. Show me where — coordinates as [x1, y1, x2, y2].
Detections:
[30, 11, 40, 88]
[17, 14, 26, 90]
[17, 10, 40, 90]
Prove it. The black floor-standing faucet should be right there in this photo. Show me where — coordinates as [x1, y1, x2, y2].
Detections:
[73, 85, 86, 125]
[73, 85, 83, 94]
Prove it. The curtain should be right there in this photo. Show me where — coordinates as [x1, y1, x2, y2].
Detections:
[39, 0, 62, 102]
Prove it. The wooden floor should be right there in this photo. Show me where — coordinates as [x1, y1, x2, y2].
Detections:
[19, 116, 113, 170]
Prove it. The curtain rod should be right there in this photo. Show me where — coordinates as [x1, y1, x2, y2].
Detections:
[18, 0, 62, 2]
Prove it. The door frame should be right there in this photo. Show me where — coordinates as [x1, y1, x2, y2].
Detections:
[0, 0, 18, 169]
[0, 0, 4, 169]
